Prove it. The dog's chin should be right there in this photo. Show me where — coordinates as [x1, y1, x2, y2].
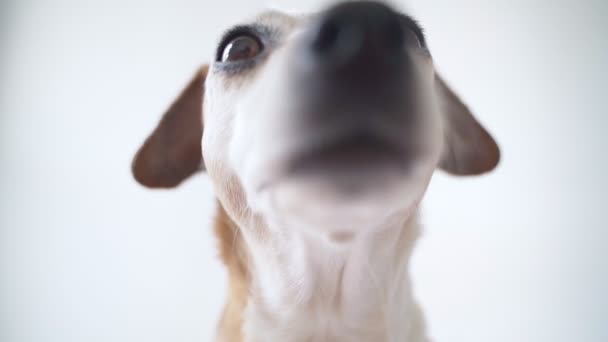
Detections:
[250, 146, 434, 239]
[267, 171, 416, 235]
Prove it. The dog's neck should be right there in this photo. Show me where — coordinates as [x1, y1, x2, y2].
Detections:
[215, 203, 428, 342]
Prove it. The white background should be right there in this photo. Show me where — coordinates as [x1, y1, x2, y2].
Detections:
[1, 0, 607, 341]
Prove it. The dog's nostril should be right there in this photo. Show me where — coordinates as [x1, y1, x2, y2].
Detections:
[312, 17, 365, 65]
[313, 19, 340, 53]
[309, 1, 405, 67]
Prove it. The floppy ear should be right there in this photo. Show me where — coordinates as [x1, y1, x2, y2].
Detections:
[132, 66, 208, 188]
[435, 75, 500, 175]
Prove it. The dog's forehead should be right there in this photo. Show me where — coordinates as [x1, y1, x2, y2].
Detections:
[235, 8, 425, 45]
[217, 6, 425, 44]
[252, 10, 303, 29]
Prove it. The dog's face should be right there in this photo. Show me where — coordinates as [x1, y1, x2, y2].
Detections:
[133, 1, 499, 238]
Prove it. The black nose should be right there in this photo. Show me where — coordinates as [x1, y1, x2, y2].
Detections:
[311, 1, 405, 69]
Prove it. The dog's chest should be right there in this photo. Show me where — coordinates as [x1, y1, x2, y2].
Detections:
[241, 237, 418, 341]
[243, 276, 389, 342]
[244, 304, 387, 342]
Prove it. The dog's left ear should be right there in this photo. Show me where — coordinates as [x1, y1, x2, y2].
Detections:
[435, 75, 500, 175]
[132, 66, 208, 188]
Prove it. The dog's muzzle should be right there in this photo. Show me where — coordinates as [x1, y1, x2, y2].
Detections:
[284, 1, 424, 176]
[242, 2, 439, 228]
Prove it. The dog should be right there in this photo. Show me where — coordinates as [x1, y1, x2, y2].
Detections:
[131, 1, 500, 341]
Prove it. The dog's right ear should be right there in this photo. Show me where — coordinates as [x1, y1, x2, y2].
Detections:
[132, 66, 208, 188]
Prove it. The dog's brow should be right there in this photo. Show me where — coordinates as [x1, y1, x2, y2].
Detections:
[218, 22, 283, 44]
[254, 10, 298, 28]
[218, 24, 262, 47]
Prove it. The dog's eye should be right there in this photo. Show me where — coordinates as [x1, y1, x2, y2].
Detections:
[220, 35, 263, 63]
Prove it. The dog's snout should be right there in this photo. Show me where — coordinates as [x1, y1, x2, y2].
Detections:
[285, 1, 424, 157]
[311, 1, 404, 69]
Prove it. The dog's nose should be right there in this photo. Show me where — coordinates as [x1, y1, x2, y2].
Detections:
[291, 1, 418, 131]
[310, 1, 405, 70]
